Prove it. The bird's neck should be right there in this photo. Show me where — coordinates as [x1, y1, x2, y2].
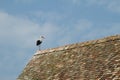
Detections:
[40, 38, 43, 41]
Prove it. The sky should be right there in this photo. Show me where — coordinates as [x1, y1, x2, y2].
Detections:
[0, 0, 120, 80]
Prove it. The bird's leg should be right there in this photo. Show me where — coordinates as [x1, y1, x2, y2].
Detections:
[39, 45, 40, 50]
[39, 45, 41, 50]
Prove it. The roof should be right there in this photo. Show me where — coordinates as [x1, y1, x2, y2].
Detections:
[17, 35, 120, 80]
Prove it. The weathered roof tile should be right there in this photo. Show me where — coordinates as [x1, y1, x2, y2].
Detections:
[18, 35, 120, 80]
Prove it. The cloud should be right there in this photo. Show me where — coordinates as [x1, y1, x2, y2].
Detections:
[91, 0, 120, 13]
[0, 11, 38, 79]
[86, 0, 108, 5]
[58, 18, 120, 45]
[87, 0, 120, 13]
[72, 0, 81, 5]
[14, 0, 35, 3]
[70, 0, 120, 13]
[30, 11, 65, 24]
[57, 19, 93, 45]
[0, 10, 120, 80]
[107, 1, 120, 13]
[74, 19, 93, 31]
[80, 23, 120, 41]
[0, 11, 61, 80]
[0, 11, 62, 48]
[0, 11, 39, 48]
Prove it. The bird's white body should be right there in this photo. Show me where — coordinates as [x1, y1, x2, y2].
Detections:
[36, 36, 45, 50]
[39, 36, 44, 42]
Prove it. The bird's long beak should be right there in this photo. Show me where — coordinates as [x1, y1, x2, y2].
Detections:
[41, 36, 45, 39]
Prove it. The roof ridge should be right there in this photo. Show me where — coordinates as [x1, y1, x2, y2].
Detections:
[34, 34, 120, 55]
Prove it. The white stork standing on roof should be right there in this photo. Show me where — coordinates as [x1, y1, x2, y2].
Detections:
[36, 36, 45, 50]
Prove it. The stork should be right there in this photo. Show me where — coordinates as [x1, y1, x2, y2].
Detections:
[36, 36, 45, 50]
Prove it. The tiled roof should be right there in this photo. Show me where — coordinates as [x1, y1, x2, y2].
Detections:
[18, 35, 120, 80]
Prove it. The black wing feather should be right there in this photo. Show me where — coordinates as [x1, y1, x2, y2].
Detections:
[36, 40, 42, 46]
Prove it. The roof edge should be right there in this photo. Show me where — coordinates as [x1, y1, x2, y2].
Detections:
[34, 35, 120, 55]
